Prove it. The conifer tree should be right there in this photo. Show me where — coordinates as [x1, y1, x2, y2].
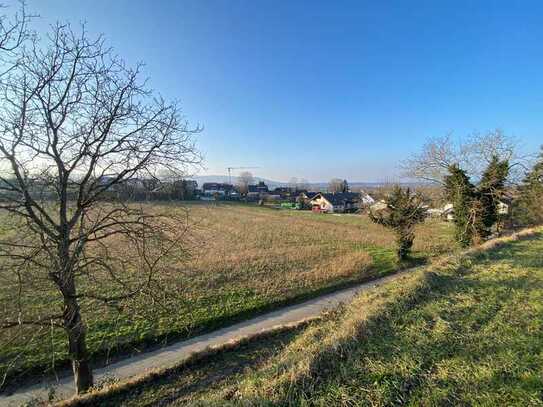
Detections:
[515, 147, 543, 225]
[444, 165, 476, 247]
[369, 186, 427, 260]
[476, 155, 509, 239]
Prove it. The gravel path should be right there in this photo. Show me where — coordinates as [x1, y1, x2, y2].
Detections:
[1, 269, 413, 406]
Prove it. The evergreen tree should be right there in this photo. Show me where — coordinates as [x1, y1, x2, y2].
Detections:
[369, 186, 427, 260]
[444, 165, 476, 247]
[515, 147, 543, 225]
[476, 155, 509, 239]
[342, 179, 349, 193]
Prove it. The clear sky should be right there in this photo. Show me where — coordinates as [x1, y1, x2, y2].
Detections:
[21, 0, 543, 182]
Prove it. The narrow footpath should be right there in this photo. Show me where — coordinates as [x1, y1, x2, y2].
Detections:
[1, 269, 415, 406]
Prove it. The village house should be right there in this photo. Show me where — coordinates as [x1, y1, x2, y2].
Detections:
[202, 182, 234, 198]
[358, 191, 376, 206]
[247, 181, 269, 198]
[272, 186, 295, 197]
[439, 196, 512, 222]
[298, 191, 318, 202]
[295, 191, 319, 209]
[497, 196, 513, 215]
[310, 192, 363, 213]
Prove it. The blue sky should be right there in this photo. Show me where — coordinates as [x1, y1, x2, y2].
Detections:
[23, 0, 543, 182]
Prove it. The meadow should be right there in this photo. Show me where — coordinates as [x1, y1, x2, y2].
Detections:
[78, 228, 543, 406]
[0, 202, 455, 386]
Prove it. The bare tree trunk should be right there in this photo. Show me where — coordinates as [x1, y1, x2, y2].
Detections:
[63, 293, 93, 393]
[60, 243, 93, 394]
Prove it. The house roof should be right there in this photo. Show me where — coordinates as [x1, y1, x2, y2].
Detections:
[300, 191, 319, 199]
[312, 192, 360, 206]
[203, 182, 233, 190]
[247, 182, 268, 193]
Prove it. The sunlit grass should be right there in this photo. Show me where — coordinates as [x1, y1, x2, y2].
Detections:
[0, 202, 455, 385]
[210, 228, 543, 406]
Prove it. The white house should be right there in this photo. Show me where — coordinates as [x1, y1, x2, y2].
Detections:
[497, 200, 510, 215]
[370, 200, 388, 212]
[359, 191, 375, 206]
[310, 192, 362, 213]
[442, 203, 454, 221]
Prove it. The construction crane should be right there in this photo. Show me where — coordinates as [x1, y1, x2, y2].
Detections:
[227, 166, 260, 184]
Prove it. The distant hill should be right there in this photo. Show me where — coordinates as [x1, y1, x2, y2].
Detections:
[191, 175, 288, 188]
[191, 175, 429, 191]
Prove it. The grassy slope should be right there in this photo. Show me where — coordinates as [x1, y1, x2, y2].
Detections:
[219, 229, 543, 406]
[0, 203, 455, 384]
[64, 228, 543, 406]
[60, 326, 307, 407]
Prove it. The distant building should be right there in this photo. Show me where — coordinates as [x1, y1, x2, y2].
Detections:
[359, 191, 375, 206]
[497, 196, 513, 215]
[295, 191, 319, 209]
[298, 191, 318, 201]
[247, 181, 269, 197]
[310, 192, 362, 213]
[441, 196, 512, 221]
[202, 182, 234, 197]
[272, 186, 296, 198]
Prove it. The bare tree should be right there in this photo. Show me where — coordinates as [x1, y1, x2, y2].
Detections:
[289, 177, 309, 192]
[297, 178, 309, 191]
[0, 24, 200, 393]
[237, 171, 254, 195]
[0, 1, 33, 71]
[402, 130, 524, 185]
[288, 177, 298, 191]
[329, 178, 348, 193]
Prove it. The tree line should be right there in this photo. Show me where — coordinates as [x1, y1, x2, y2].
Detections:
[370, 132, 542, 260]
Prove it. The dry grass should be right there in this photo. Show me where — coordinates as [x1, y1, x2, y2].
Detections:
[0, 202, 455, 387]
[39, 225, 539, 407]
[206, 227, 543, 406]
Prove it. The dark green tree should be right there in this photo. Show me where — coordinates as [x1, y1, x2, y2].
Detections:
[476, 155, 509, 238]
[444, 165, 476, 247]
[515, 147, 543, 225]
[342, 179, 349, 193]
[369, 186, 427, 260]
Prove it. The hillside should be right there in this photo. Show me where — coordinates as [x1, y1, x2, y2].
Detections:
[227, 228, 543, 406]
[65, 228, 543, 406]
[191, 175, 427, 191]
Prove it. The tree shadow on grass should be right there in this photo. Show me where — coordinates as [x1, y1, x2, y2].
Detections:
[72, 327, 306, 406]
[269, 235, 543, 405]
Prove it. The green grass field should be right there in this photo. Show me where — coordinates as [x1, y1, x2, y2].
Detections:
[0, 202, 455, 386]
[61, 227, 543, 406]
